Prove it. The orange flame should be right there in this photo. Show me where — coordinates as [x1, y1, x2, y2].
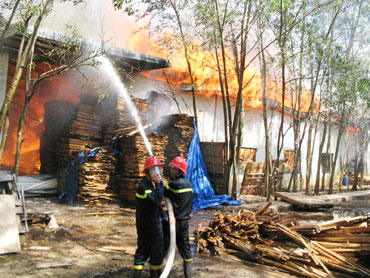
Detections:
[1, 62, 80, 175]
[105, 4, 314, 112]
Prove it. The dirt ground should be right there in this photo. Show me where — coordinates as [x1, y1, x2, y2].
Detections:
[0, 196, 368, 278]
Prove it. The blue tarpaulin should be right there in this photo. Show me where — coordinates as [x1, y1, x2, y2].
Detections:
[186, 123, 242, 210]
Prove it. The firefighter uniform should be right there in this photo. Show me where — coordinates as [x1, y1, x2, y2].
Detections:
[134, 176, 164, 275]
[164, 174, 194, 263]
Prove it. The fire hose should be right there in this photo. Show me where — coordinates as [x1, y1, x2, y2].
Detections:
[160, 198, 176, 278]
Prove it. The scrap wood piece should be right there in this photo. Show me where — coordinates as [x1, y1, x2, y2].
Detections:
[274, 192, 334, 209]
[309, 234, 370, 243]
[315, 215, 369, 233]
[36, 262, 72, 269]
[259, 257, 321, 278]
[222, 235, 258, 260]
[255, 202, 272, 216]
[28, 246, 51, 251]
[277, 223, 370, 277]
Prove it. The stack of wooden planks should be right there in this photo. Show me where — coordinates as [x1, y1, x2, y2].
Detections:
[41, 95, 120, 206]
[113, 132, 168, 205]
[157, 114, 194, 177]
[197, 203, 370, 278]
[77, 148, 118, 207]
[102, 93, 149, 144]
[41, 92, 195, 206]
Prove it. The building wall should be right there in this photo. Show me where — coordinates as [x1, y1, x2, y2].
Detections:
[131, 75, 358, 188]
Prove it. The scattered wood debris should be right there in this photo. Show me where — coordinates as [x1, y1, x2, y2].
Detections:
[196, 203, 370, 278]
[35, 262, 72, 269]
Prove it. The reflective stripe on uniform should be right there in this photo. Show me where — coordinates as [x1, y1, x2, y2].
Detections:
[184, 258, 192, 262]
[134, 265, 144, 269]
[150, 264, 162, 270]
[136, 189, 152, 199]
[165, 185, 193, 194]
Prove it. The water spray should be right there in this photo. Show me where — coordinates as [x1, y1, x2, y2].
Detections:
[98, 56, 176, 277]
[97, 56, 153, 156]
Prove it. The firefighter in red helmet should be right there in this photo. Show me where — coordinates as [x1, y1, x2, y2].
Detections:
[133, 156, 165, 278]
[164, 156, 194, 278]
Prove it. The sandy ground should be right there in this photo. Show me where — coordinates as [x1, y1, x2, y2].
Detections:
[1, 195, 368, 278]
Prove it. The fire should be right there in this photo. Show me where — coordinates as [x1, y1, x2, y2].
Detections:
[0, 62, 81, 175]
[105, 3, 314, 112]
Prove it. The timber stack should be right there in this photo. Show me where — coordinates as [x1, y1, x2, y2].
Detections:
[157, 114, 194, 176]
[41, 95, 121, 206]
[102, 93, 149, 144]
[41, 95, 103, 188]
[197, 203, 370, 278]
[55, 95, 103, 190]
[77, 148, 118, 207]
[113, 132, 167, 205]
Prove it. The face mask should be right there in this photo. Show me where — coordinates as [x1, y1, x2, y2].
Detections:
[149, 166, 162, 183]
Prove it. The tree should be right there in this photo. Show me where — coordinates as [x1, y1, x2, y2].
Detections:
[0, 0, 105, 175]
[112, 0, 370, 198]
[0, 0, 54, 160]
[13, 29, 104, 177]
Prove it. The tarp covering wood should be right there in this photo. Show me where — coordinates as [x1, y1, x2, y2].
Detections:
[186, 123, 241, 210]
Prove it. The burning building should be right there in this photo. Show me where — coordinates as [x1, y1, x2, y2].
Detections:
[0, 1, 367, 204]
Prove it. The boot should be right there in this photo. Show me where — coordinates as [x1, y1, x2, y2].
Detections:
[150, 269, 161, 278]
[133, 268, 142, 278]
[184, 260, 192, 278]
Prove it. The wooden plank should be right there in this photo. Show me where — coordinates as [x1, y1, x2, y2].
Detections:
[275, 192, 334, 208]
[36, 262, 72, 269]
[0, 195, 21, 254]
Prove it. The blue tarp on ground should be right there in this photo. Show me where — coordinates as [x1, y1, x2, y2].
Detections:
[186, 123, 241, 210]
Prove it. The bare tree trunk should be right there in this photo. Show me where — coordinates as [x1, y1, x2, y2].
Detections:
[0, 0, 54, 160]
[0, 0, 21, 42]
[257, 11, 272, 200]
[339, 128, 349, 192]
[214, 47, 229, 182]
[169, 0, 197, 127]
[0, 114, 9, 161]
[315, 118, 327, 195]
[14, 43, 35, 177]
[275, 0, 287, 193]
[328, 107, 345, 193]
[15, 96, 30, 177]
[321, 121, 331, 192]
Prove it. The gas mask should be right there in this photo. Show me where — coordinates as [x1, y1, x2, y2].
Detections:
[148, 166, 162, 184]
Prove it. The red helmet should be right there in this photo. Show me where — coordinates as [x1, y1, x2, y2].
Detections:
[169, 156, 187, 175]
[143, 156, 162, 173]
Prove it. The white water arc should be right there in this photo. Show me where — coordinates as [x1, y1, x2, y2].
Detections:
[98, 56, 153, 156]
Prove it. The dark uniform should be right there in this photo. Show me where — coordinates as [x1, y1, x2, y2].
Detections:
[164, 175, 194, 261]
[134, 176, 164, 271]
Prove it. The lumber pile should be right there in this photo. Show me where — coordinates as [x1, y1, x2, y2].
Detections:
[292, 216, 370, 263]
[102, 93, 149, 144]
[113, 132, 167, 204]
[197, 203, 370, 278]
[77, 148, 118, 207]
[157, 114, 194, 176]
[41, 95, 121, 206]
[241, 162, 266, 196]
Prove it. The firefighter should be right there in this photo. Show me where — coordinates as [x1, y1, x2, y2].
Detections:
[133, 156, 164, 278]
[164, 156, 194, 278]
